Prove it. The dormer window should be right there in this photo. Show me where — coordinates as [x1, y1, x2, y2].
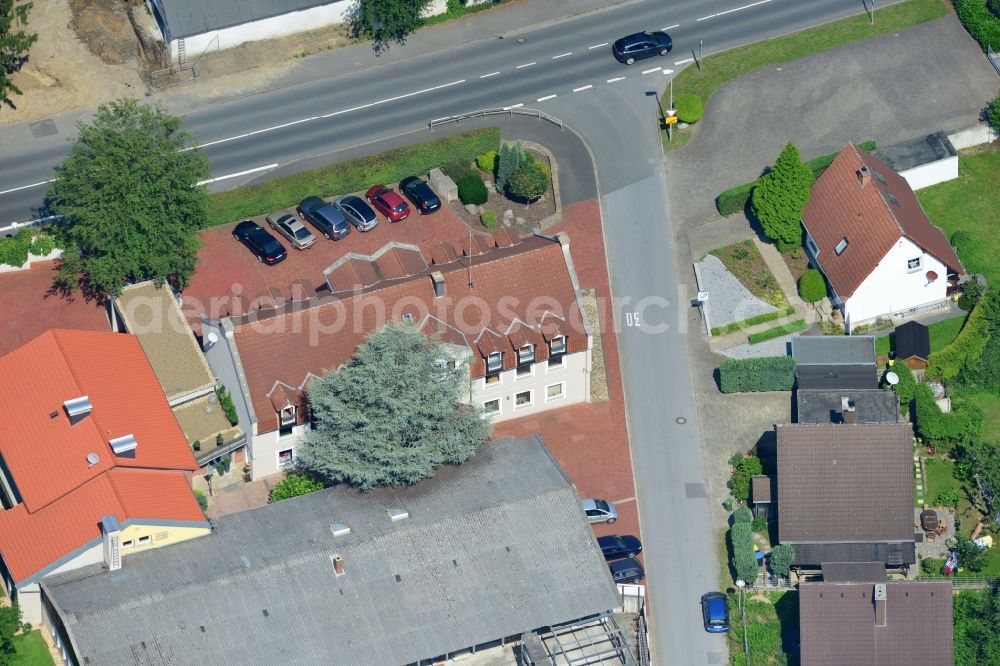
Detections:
[486, 352, 502, 373]
[279, 406, 296, 437]
[518, 344, 535, 365]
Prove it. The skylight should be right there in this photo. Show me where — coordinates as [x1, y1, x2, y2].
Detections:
[835, 238, 849, 255]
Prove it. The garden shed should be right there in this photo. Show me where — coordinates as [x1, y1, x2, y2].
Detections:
[893, 320, 930, 370]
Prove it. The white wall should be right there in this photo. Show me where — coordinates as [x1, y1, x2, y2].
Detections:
[948, 123, 1000, 150]
[900, 156, 958, 191]
[15, 543, 103, 624]
[844, 238, 948, 330]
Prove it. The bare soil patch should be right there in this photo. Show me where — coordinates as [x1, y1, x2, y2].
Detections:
[779, 247, 810, 283]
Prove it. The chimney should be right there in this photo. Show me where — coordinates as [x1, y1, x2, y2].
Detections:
[63, 396, 92, 425]
[858, 165, 871, 188]
[101, 515, 123, 572]
[430, 271, 445, 298]
[331, 554, 345, 577]
[873, 583, 887, 627]
[841, 396, 856, 424]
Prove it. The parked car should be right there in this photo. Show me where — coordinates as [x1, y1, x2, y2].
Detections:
[941, 550, 959, 575]
[365, 184, 411, 222]
[399, 176, 441, 215]
[297, 196, 351, 240]
[609, 559, 645, 584]
[700, 592, 729, 633]
[582, 499, 618, 524]
[232, 220, 287, 265]
[335, 195, 379, 232]
[597, 535, 642, 561]
[612, 31, 672, 65]
[266, 209, 316, 250]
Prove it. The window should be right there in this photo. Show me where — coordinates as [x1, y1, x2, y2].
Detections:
[548, 336, 566, 369]
[907, 257, 921, 271]
[122, 540, 134, 549]
[278, 448, 294, 467]
[873, 169, 888, 185]
[279, 406, 296, 437]
[137, 535, 151, 546]
[483, 399, 500, 415]
[806, 237, 819, 256]
[548, 354, 564, 369]
[402, 313, 413, 324]
[835, 238, 848, 255]
[885, 192, 900, 207]
[514, 390, 533, 409]
[486, 352, 502, 374]
[518, 344, 535, 365]
[517, 363, 534, 378]
[484, 373, 501, 386]
[546, 383, 564, 401]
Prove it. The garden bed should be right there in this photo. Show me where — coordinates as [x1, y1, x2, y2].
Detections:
[710, 241, 789, 309]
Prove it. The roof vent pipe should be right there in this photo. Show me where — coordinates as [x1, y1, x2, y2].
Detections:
[858, 165, 871, 188]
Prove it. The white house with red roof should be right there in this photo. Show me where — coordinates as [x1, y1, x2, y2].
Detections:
[801, 145, 964, 331]
[203, 231, 594, 479]
[0, 330, 211, 628]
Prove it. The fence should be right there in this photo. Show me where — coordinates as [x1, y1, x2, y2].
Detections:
[635, 606, 650, 666]
[989, 45, 1000, 77]
[428, 108, 563, 130]
[195, 432, 247, 467]
[949, 577, 999, 590]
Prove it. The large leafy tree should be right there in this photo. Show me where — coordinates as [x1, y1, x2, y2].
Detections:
[0, 0, 37, 108]
[0, 603, 22, 662]
[769, 543, 795, 577]
[954, 583, 1000, 665]
[48, 98, 210, 299]
[351, 0, 431, 52]
[751, 142, 813, 250]
[301, 322, 491, 490]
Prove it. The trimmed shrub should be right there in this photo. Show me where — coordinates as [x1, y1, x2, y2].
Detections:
[955, 0, 1000, 51]
[716, 181, 757, 216]
[674, 93, 704, 124]
[730, 522, 758, 583]
[730, 455, 763, 503]
[193, 490, 208, 511]
[733, 506, 754, 524]
[270, 472, 326, 502]
[747, 319, 807, 344]
[193, 440, 201, 451]
[710, 306, 796, 336]
[927, 294, 995, 380]
[29, 234, 56, 257]
[988, 88, 1000, 133]
[476, 149, 498, 173]
[798, 269, 827, 302]
[534, 159, 552, 182]
[480, 210, 497, 229]
[457, 172, 488, 205]
[0, 229, 33, 268]
[951, 229, 975, 260]
[508, 162, 548, 202]
[718, 356, 797, 393]
[769, 544, 795, 577]
[752, 515, 768, 533]
[216, 385, 239, 426]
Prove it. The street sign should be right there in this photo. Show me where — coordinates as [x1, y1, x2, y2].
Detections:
[664, 116, 678, 125]
[666, 108, 676, 116]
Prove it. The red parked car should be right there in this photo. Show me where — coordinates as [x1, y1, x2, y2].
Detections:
[365, 184, 410, 222]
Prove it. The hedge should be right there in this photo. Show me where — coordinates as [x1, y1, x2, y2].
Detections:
[747, 319, 807, 344]
[955, 0, 1000, 51]
[733, 506, 754, 524]
[715, 140, 876, 216]
[710, 306, 796, 336]
[730, 522, 758, 583]
[674, 93, 704, 124]
[926, 295, 994, 380]
[718, 356, 796, 393]
[798, 269, 827, 302]
[204, 127, 500, 227]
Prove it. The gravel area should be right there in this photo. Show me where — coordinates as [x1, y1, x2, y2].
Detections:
[581, 287, 609, 403]
[695, 254, 777, 330]
[717, 334, 798, 359]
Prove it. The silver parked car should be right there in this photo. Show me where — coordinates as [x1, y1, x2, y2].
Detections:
[266, 209, 316, 250]
[335, 194, 379, 232]
[583, 498, 618, 524]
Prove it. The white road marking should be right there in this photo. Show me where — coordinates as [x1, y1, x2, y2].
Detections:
[588, 42, 609, 49]
[697, 13, 715, 21]
[674, 57, 694, 65]
[0, 179, 56, 196]
[0, 214, 62, 231]
[606, 76, 627, 83]
[502, 103, 525, 110]
[320, 103, 373, 119]
[663, 24, 680, 30]
[552, 52, 572, 59]
[481, 71, 501, 78]
[515, 62, 536, 69]
[698, 0, 771, 21]
[197, 163, 279, 186]
[642, 66, 662, 74]
[536, 94, 557, 102]
[573, 84, 594, 92]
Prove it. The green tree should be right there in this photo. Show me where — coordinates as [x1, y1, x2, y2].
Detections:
[798, 269, 827, 302]
[508, 162, 548, 202]
[0, 0, 38, 107]
[769, 543, 795, 577]
[729, 455, 763, 503]
[888, 361, 916, 414]
[48, 98, 210, 299]
[270, 472, 326, 502]
[954, 584, 1000, 665]
[495, 141, 524, 194]
[950, 535, 988, 573]
[934, 488, 961, 508]
[988, 89, 1000, 133]
[301, 322, 491, 490]
[350, 0, 431, 52]
[730, 522, 758, 583]
[751, 143, 813, 250]
[0, 602, 22, 661]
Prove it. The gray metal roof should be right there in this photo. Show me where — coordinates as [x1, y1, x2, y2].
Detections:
[157, 0, 337, 39]
[792, 336, 876, 366]
[42, 436, 619, 666]
[796, 389, 900, 424]
[873, 131, 956, 173]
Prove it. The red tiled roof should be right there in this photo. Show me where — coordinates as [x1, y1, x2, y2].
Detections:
[801, 145, 963, 299]
[232, 236, 587, 434]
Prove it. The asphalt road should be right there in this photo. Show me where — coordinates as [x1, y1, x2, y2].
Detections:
[2, 0, 887, 227]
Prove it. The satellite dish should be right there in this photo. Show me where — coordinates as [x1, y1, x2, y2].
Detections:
[86, 452, 100, 466]
[886, 372, 899, 386]
[926, 270, 939, 282]
[205, 331, 220, 349]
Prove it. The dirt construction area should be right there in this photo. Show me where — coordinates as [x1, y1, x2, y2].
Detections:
[2, 0, 354, 126]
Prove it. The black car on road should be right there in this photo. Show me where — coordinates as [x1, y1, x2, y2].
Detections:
[399, 176, 441, 215]
[233, 221, 287, 265]
[609, 559, 645, 584]
[612, 31, 672, 65]
[597, 535, 642, 561]
[298, 196, 351, 240]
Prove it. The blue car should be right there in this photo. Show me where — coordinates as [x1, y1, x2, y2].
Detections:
[701, 592, 729, 633]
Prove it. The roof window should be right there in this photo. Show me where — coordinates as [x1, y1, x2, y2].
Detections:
[835, 238, 849, 255]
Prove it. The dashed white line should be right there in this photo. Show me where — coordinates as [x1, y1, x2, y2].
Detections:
[588, 42, 609, 50]
[481, 71, 500, 78]
[552, 52, 572, 59]
[606, 76, 627, 83]
[536, 94, 557, 102]
[698, 0, 771, 21]
[573, 84, 594, 92]
[515, 62, 536, 69]
[0, 179, 56, 196]
[642, 66, 662, 74]
[697, 13, 715, 21]
[320, 103, 373, 119]
[197, 164, 279, 186]
[502, 103, 525, 110]
[663, 24, 680, 30]
[674, 57, 694, 65]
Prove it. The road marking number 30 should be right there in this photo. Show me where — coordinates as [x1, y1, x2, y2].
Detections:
[625, 312, 641, 327]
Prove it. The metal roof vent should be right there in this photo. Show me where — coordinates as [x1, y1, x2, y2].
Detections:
[387, 508, 409, 522]
[109, 434, 138, 456]
[330, 523, 351, 538]
[64, 396, 93, 425]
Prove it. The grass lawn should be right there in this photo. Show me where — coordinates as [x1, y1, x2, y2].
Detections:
[874, 314, 968, 357]
[923, 457, 981, 538]
[12, 630, 55, 666]
[710, 240, 789, 308]
[956, 390, 1000, 453]
[728, 591, 799, 666]
[917, 145, 1000, 286]
[660, 0, 948, 145]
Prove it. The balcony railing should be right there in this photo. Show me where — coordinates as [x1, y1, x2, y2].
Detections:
[195, 432, 247, 467]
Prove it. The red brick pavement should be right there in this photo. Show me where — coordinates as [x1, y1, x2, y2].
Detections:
[0, 261, 109, 356]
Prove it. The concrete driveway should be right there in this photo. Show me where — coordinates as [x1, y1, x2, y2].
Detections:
[666, 15, 1000, 227]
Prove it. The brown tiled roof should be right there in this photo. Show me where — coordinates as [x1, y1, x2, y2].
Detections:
[751, 475, 772, 503]
[820, 561, 887, 583]
[799, 581, 952, 666]
[776, 423, 914, 543]
[801, 145, 963, 299]
[232, 236, 587, 434]
[323, 244, 427, 292]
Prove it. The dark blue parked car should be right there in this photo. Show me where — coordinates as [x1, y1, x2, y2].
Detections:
[701, 592, 729, 633]
[597, 535, 642, 561]
[609, 559, 645, 584]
